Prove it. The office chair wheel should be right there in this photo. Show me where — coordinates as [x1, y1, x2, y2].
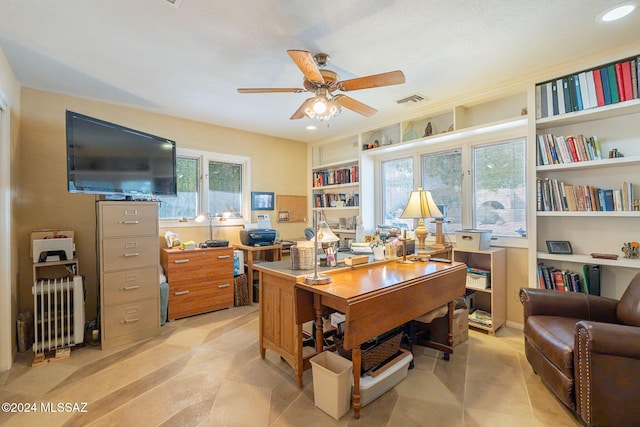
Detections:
[443, 352, 450, 361]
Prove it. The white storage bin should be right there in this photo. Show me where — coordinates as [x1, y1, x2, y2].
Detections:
[455, 229, 491, 250]
[355, 350, 413, 407]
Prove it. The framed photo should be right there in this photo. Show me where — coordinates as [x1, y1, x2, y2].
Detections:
[277, 210, 290, 222]
[251, 192, 274, 210]
[546, 240, 573, 255]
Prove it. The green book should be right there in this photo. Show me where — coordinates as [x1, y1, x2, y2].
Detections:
[607, 64, 620, 103]
[581, 265, 591, 294]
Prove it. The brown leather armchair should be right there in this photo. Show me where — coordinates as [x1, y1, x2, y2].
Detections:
[520, 273, 640, 427]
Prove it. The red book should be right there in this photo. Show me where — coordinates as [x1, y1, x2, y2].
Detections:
[593, 68, 605, 106]
[566, 136, 580, 162]
[615, 62, 626, 101]
[621, 61, 634, 101]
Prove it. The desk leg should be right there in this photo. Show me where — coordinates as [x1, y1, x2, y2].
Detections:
[314, 294, 323, 354]
[353, 348, 361, 419]
[247, 252, 254, 305]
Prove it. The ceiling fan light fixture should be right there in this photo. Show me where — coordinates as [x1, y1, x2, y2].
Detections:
[312, 96, 328, 114]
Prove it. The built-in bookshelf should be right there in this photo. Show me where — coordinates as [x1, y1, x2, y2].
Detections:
[533, 54, 640, 298]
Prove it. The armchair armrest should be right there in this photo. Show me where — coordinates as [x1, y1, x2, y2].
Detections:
[575, 321, 640, 426]
[520, 287, 619, 323]
[576, 321, 640, 358]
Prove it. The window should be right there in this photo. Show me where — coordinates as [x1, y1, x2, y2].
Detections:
[421, 150, 462, 233]
[157, 148, 250, 224]
[158, 156, 199, 219]
[472, 138, 526, 237]
[381, 157, 414, 229]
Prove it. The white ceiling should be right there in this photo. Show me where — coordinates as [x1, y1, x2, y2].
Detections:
[1, 0, 639, 143]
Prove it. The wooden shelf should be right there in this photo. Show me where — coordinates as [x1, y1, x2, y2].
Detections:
[536, 252, 640, 268]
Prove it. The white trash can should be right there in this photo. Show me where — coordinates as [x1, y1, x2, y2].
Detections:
[310, 351, 353, 420]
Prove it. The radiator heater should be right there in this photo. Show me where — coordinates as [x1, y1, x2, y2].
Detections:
[32, 276, 85, 354]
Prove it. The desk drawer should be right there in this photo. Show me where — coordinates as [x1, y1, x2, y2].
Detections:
[102, 267, 159, 306]
[100, 203, 158, 237]
[102, 236, 159, 271]
[164, 250, 233, 280]
[103, 298, 159, 339]
[168, 279, 233, 320]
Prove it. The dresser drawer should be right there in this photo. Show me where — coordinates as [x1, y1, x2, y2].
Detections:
[102, 267, 159, 306]
[100, 203, 158, 237]
[168, 279, 233, 320]
[102, 236, 159, 271]
[163, 249, 233, 280]
[103, 298, 159, 340]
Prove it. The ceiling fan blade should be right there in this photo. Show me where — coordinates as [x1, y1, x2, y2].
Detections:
[337, 70, 406, 91]
[237, 88, 305, 94]
[290, 98, 314, 120]
[334, 95, 377, 117]
[287, 50, 324, 83]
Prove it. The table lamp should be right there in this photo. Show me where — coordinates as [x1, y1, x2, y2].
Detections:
[399, 186, 444, 256]
[304, 210, 340, 285]
[195, 212, 227, 244]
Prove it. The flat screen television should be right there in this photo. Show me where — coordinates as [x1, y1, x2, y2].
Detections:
[66, 111, 177, 198]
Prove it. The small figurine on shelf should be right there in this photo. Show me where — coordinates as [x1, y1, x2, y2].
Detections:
[633, 199, 640, 211]
[424, 121, 433, 137]
[622, 241, 639, 259]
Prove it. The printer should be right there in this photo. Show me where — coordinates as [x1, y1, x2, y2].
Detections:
[240, 229, 277, 246]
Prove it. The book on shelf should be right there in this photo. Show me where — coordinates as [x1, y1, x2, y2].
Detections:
[536, 133, 602, 166]
[312, 165, 359, 188]
[536, 55, 640, 119]
[537, 264, 587, 293]
[536, 178, 635, 212]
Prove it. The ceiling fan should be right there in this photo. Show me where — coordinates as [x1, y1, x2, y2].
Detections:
[237, 50, 406, 121]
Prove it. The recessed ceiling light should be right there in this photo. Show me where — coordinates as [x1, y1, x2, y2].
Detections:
[599, 2, 636, 22]
[306, 125, 317, 130]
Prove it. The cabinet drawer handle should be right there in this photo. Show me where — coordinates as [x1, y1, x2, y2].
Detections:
[174, 290, 190, 296]
[123, 253, 140, 257]
[118, 220, 140, 225]
[217, 283, 230, 288]
[119, 285, 140, 291]
[174, 259, 190, 264]
[120, 318, 140, 324]
[217, 255, 231, 259]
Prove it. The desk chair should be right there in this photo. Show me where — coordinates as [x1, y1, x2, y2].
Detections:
[406, 300, 459, 364]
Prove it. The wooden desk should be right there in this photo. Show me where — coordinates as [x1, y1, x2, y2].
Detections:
[234, 244, 282, 304]
[254, 256, 465, 418]
[296, 260, 466, 418]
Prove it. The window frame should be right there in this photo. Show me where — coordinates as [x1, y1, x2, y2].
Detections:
[372, 123, 528, 248]
[159, 147, 251, 228]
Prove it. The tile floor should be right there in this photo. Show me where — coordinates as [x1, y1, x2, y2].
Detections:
[0, 306, 581, 426]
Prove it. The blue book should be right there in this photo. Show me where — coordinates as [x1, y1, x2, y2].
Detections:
[603, 189, 615, 211]
[573, 74, 583, 110]
[600, 66, 612, 104]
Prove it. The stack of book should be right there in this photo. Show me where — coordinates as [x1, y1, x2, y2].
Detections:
[469, 309, 492, 327]
[313, 192, 359, 208]
[536, 55, 639, 119]
[536, 133, 602, 166]
[537, 264, 584, 292]
[312, 165, 359, 188]
[536, 178, 634, 212]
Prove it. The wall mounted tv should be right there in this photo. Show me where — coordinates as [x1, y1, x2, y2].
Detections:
[66, 111, 177, 198]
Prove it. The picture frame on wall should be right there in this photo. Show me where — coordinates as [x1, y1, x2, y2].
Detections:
[251, 192, 274, 210]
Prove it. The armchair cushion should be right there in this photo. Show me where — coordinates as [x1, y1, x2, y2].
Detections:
[525, 316, 580, 377]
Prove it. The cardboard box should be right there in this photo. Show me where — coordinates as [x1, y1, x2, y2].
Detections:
[455, 229, 491, 250]
[431, 308, 469, 347]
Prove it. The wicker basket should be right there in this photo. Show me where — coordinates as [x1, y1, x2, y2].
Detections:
[291, 245, 314, 270]
[334, 331, 403, 373]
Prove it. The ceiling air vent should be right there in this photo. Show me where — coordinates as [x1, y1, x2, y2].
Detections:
[165, 0, 183, 7]
[396, 94, 428, 105]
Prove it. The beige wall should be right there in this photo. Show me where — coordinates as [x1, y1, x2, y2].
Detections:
[0, 47, 21, 370]
[17, 88, 308, 321]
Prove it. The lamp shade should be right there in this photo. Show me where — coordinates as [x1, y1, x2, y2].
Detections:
[400, 187, 443, 219]
[317, 221, 340, 243]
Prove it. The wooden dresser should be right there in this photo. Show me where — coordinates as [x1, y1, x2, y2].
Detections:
[97, 201, 160, 349]
[161, 247, 234, 320]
